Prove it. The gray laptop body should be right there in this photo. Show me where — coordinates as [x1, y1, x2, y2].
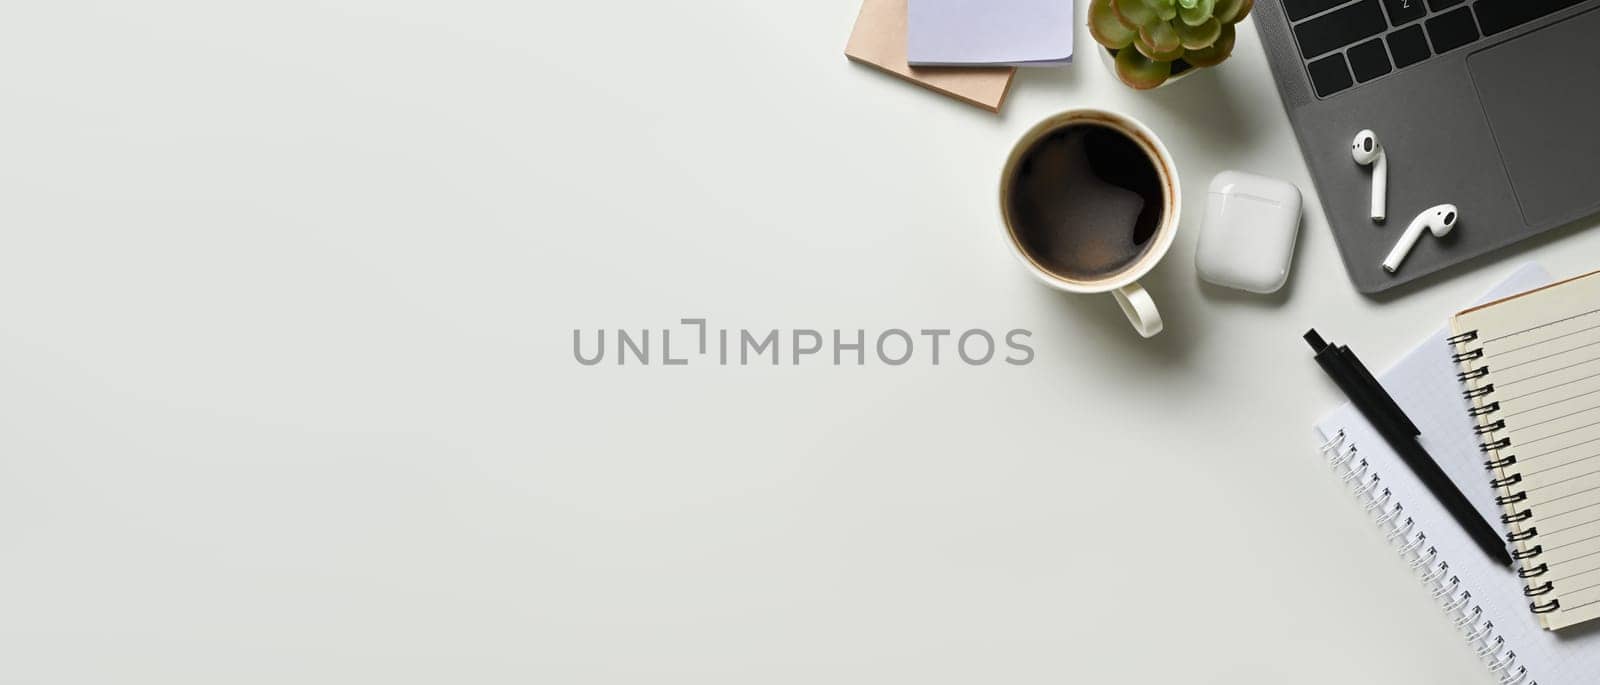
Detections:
[1254, 0, 1600, 294]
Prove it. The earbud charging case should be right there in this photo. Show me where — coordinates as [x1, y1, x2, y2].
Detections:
[1195, 171, 1303, 294]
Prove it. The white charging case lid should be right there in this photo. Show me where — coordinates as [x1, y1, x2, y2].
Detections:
[1195, 171, 1303, 294]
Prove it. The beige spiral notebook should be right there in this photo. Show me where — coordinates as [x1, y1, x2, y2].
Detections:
[1451, 268, 1600, 631]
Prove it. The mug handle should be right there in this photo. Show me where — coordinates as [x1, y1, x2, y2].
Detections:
[1112, 282, 1163, 338]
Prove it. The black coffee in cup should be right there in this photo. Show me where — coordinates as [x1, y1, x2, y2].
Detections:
[1004, 122, 1167, 281]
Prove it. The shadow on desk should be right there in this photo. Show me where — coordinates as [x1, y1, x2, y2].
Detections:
[1007, 60, 1083, 117]
[1028, 263, 1199, 368]
[1139, 66, 1268, 148]
[1557, 617, 1600, 643]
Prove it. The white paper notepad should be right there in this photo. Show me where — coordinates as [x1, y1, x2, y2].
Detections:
[906, 0, 1073, 67]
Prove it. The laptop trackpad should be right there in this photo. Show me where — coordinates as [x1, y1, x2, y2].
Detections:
[1468, 8, 1600, 228]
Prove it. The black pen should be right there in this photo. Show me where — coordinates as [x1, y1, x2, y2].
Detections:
[1306, 329, 1513, 568]
[1340, 344, 1419, 436]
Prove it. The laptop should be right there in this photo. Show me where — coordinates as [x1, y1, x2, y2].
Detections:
[1255, 0, 1600, 294]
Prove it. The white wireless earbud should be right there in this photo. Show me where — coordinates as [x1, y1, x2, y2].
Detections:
[1352, 130, 1387, 222]
[1383, 204, 1458, 273]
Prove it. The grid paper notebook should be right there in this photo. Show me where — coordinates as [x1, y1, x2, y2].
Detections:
[1316, 264, 1600, 685]
[1452, 269, 1600, 632]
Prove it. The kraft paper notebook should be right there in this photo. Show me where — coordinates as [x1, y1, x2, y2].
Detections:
[1450, 268, 1600, 632]
[1315, 264, 1600, 685]
[845, 0, 1015, 113]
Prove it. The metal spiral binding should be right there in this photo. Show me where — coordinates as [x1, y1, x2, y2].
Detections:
[1321, 430, 1534, 685]
[1448, 330, 1562, 617]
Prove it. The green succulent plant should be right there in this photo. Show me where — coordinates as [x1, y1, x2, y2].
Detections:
[1089, 0, 1253, 89]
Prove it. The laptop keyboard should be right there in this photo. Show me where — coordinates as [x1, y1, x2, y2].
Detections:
[1288, 0, 1589, 97]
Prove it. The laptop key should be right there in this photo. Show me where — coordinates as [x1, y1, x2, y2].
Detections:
[1295, 0, 1389, 59]
[1347, 38, 1393, 82]
[1307, 53, 1355, 96]
[1475, 0, 1587, 36]
[1426, 7, 1480, 54]
[1285, 0, 1358, 22]
[1426, 0, 1464, 10]
[1381, 0, 1426, 25]
[1386, 24, 1432, 69]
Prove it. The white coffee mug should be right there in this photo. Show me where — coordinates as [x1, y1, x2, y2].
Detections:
[998, 109, 1181, 338]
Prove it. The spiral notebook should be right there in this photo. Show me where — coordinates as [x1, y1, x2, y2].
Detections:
[1450, 268, 1600, 632]
[1315, 264, 1600, 685]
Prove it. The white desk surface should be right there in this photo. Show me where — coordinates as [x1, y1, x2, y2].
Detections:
[3, 2, 1598, 683]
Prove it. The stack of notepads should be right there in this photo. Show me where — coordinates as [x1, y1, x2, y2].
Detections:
[846, 0, 1074, 113]
[1313, 264, 1600, 684]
